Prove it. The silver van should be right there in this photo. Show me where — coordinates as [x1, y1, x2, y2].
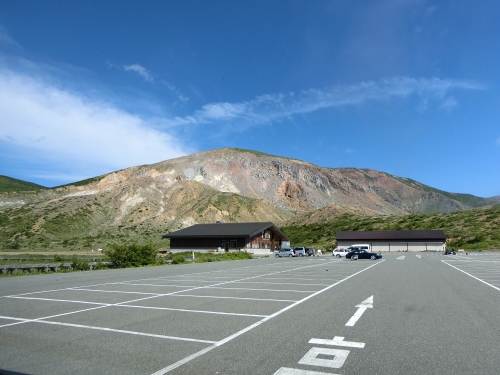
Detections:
[275, 248, 294, 257]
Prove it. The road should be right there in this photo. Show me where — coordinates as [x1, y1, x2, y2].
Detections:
[0, 252, 499, 375]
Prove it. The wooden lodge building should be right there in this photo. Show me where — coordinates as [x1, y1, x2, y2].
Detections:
[162, 222, 289, 254]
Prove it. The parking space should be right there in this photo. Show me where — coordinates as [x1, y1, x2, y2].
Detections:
[442, 252, 500, 291]
[0, 257, 384, 375]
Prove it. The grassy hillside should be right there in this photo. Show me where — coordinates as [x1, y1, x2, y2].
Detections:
[0, 180, 291, 253]
[283, 204, 500, 251]
[0, 176, 47, 193]
[388, 174, 488, 207]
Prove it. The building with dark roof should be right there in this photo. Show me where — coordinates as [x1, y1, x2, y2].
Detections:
[336, 230, 447, 252]
[163, 222, 289, 254]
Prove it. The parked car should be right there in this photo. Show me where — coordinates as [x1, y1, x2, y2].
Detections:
[332, 248, 347, 258]
[346, 249, 382, 260]
[276, 248, 295, 257]
[445, 249, 456, 255]
[293, 247, 309, 257]
[305, 248, 314, 256]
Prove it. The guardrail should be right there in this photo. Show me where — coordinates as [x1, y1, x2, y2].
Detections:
[0, 258, 105, 261]
[0, 261, 111, 275]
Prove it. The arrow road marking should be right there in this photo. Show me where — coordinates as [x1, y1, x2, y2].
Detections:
[345, 295, 373, 326]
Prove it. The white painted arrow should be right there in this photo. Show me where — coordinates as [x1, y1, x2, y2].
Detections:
[345, 295, 373, 326]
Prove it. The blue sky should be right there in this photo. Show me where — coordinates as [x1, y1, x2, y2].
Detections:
[1, 1, 499, 197]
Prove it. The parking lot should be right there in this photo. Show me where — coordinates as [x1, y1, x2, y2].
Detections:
[442, 252, 500, 290]
[1, 253, 499, 375]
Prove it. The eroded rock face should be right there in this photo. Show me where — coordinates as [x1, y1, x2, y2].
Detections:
[141, 148, 471, 216]
[278, 180, 307, 209]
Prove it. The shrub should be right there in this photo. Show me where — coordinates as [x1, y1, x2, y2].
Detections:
[105, 243, 159, 268]
[93, 260, 108, 270]
[71, 255, 89, 271]
[7, 240, 20, 250]
[53, 255, 65, 263]
[171, 254, 186, 264]
[194, 251, 253, 263]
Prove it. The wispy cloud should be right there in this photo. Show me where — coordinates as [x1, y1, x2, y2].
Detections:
[166, 77, 485, 127]
[160, 79, 189, 106]
[123, 63, 153, 82]
[118, 63, 188, 104]
[0, 28, 22, 49]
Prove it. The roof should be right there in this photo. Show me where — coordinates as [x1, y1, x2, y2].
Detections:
[336, 230, 446, 241]
[163, 222, 289, 240]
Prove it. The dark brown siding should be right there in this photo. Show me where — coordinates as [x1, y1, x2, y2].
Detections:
[171, 237, 247, 249]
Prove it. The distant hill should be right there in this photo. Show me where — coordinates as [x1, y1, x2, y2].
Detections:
[0, 148, 498, 252]
[0, 175, 47, 193]
[283, 204, 500, 251]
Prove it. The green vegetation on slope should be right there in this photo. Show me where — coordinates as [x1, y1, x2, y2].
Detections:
[55, 175, 106, 188]
[387, 174, 487, 207]
[282, 205, 500, 250]
[0, 176, 47, 192]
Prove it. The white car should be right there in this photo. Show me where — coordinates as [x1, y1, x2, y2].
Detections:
[332, 248, 348, 258]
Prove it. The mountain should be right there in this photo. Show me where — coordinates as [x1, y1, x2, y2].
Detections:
[0, 175, 47, 193]
[0, 148, 495, 251]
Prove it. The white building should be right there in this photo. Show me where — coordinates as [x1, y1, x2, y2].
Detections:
[336, 230, 446, 252]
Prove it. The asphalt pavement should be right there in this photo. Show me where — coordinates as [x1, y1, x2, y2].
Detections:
[0, 252, 499, 375]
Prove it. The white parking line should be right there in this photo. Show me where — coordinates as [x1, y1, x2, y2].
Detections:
[120, 304, 268, 317]
[5, 296, 112, 305]
[206, 286, 316, 293]
[442, 260, 500, 291]
[173, 294, 297, 302]
[73, 287, 163, 295]
[231, 281, 330, 286]
[0, 316, 217, 344]
[151, 260, 385, 375]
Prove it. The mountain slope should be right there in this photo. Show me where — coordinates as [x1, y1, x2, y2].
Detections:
[0, 175, 47, 192]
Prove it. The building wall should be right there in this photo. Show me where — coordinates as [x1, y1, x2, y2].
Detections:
[338, 241, 445, 252]
[169, 232, 279, 252]
[170, 237, 246, 251]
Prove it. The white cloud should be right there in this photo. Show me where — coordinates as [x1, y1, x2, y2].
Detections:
[167, 77, 485, 127]
[123, 63, 153, 82]
[0, 68, 192, 183]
